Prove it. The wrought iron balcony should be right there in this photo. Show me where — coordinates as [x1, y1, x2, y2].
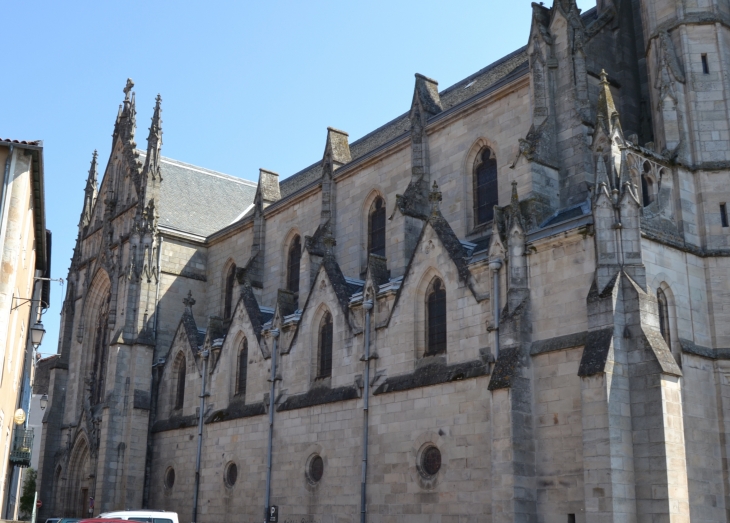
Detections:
[9, 427, 33, 467]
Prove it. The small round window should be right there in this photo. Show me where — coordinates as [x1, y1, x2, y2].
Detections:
[164, 467, 175, 489]
[225, 462, 238, 488]
[308, 455, 324, 483]
[420, 446, 441, 477]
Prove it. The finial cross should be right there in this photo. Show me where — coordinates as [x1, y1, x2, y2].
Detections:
[123, 78, 135, 97]
[183, 290, 196, 309]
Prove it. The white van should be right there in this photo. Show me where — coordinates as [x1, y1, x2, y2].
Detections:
[98, 510, 178, 523]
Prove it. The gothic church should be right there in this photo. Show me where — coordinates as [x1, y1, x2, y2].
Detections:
[39, 0, 730, 521]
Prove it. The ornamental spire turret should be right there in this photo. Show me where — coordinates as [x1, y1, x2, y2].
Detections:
[79, 150, 98, 229]
[115, 78, 137, 143]
[142, 94, 163, 183]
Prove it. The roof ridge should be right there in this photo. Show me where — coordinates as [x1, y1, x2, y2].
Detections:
[136, 149, 257, 187]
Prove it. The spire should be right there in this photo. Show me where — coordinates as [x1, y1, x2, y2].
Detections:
[596, 70, 621, 135]
[142, 94, 163, 182]
[79, 150, 98, 228]
[320, 128, 350, 230]
[116, 78, 137, 142]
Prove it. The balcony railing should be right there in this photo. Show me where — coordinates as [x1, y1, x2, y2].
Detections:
[9, 427, 33, 467]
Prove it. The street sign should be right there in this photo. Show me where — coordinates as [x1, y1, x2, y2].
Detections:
[266, 505, 278, 522]
[36, 500, 42, 509]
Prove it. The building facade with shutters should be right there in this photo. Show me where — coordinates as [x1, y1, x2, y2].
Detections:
[38, 0, 730, 521]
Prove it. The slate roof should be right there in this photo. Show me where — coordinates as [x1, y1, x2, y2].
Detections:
[138, 152, 257, 237]
[33, 355, 60, 395]
[278, 48, 529, 200]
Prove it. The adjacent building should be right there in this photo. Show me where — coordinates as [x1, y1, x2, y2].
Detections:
[38, 0, 730, 521]
[0, 140, 51, 519]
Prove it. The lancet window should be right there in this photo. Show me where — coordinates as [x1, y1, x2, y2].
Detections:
[657, 288, 671, 348]
[287, 236, 301, 294]
[426, 278, 447, 356]
[91, 293, 111, 405]
[237, 338, 248, 396]
[474, 148, 498, 225]
[174, 354, 186, 410]
[369, 197, 386, 257]
[224, 263, 236, 319]
[318, 312, 333, 378]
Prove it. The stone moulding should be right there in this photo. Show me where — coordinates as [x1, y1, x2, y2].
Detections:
[487, 347, 520, 391]
[151, 414, 198, 433]
[276, 384, 360, 412]
[530, 331, 587, 356]
[680, 338, 730, 360]
[376, 357, 491, 395]
[206, 400, 266, 424]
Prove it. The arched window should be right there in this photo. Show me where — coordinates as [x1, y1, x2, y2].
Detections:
[474, 148, 498, 225]
[657, 288, 671, 347]
[174, 354, 186, 410]
[318, 312, 333, 378]
[91, 293, 111, 405]
[641, 161, 654, 207]
[369, 197, 386, 257]
[224, 263, 236, 319]
[237, 338, 248, 396]
[426, 279, 447, 356]
[287, 236, 301, 294]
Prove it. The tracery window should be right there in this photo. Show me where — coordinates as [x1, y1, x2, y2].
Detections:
[368, 197, 386, 257]
[237, 338, 248, 396]
[426, 278, 447, 356]
[224, 263, 236, 319]
[657, 288, 671, 347]
[474, 148, 498, 225]
[318, 312, 333, 378]
[287, 236, 301, 294]
[174, 354, 186, 410]
[91, 293, 111, 405]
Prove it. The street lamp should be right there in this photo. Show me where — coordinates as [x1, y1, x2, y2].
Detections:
[30, 322, 45, 349]
[40, 394, 48, 411]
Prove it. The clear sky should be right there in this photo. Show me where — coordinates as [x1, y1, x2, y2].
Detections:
[2, 0, 596, 357]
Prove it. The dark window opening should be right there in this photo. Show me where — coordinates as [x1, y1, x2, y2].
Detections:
[237, 339, 248, 396]
[474, 148, 499, 225]
[318, 313, 333, 378]
[287, 236, 301, 293]
[92, 293, 111, 405]
[721, 203, 728, 227]
[369, 197, 386, 257]
[309, 455, 324, 483]
[164, 467, 175, 489]
[657, 288, 671, 348]
[568, 515, 576, 523]
[225, 462, 238, 488]
[174, 355, 186, 410]
[421, 446, 442, 477]
[702, 54, 709, 74]
[224, 263, 236, 318]
[426, 279, 447, 356]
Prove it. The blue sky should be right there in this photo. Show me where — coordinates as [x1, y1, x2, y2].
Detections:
[1, 0, 595, 357]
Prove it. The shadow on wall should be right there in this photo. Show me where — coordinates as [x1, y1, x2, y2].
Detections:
[153, 245, 208, 360]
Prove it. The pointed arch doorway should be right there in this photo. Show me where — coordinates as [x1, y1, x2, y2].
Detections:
[66, 436, 93, 518]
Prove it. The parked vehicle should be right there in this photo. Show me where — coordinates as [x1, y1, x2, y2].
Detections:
[46, 518, 80, 523]
[98, 510, 178, 523]
[80, 519, 129, 523]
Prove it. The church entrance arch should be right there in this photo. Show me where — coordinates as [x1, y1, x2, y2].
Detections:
[66, 435, 92, 518]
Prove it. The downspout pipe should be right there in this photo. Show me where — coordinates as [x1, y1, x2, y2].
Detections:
[489, 259, 502, 359]
[264, 329, 280, 522]
[360, 300, 373, 523]
[192, 348, 209, 523]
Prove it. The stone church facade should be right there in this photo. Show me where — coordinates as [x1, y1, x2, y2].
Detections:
[38, 0, 730, 521]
